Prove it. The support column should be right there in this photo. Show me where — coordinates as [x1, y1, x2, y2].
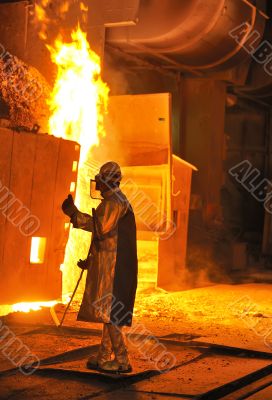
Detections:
[181, 78, 226, 223]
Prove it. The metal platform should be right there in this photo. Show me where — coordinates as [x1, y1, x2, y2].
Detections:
[1, 325, 272, 399]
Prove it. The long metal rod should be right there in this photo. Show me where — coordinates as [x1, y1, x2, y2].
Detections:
[59, 269, 85, 327]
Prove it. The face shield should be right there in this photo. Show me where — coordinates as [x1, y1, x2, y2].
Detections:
[90, 178, 103, 200]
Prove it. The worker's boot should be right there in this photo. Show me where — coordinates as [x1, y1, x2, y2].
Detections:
[87, 324, 112, 370]
[100, 324, 132, 373]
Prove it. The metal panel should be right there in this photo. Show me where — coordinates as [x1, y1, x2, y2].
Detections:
[46, 140, 80, 298]
[103, 0, 140, 27]
[121, 164, 170, 232]
[0, 128, 13, 288]
[0, 130, 80, 303]
[103, 93, 171, 166]
[25, 135, 60, 299]
[158, 155, 193, 288]
[88, 0, 140, 27]
[2, 131, 36, 302]
[102, 93, 172, 231]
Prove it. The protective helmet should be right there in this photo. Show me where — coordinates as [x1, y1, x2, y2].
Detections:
[97, 161, 122, 183]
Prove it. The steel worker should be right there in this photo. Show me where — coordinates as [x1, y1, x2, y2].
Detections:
[62, 161, 138, 373]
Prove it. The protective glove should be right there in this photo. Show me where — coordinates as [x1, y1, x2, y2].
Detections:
[62, 194, 78, 218]
[77, 259, 89, 270]
[77, 252, 94, 270]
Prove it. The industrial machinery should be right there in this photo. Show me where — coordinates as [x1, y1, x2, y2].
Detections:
[101, 93, 197, 288]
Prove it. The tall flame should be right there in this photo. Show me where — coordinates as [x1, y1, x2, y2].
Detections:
[47, 26, 109, 297]
[47, 27, 109, 161]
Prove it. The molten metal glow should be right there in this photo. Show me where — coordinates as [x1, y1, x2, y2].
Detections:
[0, 301, 58, 317]
[12, 301, 57, 313]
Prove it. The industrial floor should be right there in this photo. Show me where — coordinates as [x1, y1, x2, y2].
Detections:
[1, 283, 272, 399]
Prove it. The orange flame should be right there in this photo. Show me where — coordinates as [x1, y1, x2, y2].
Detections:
[47, 26, 109, 297]
[47, 26, 109, 161]
[34, 0, 50, 41]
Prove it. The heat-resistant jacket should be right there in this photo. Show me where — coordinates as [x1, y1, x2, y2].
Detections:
[71, 188, 138, 327]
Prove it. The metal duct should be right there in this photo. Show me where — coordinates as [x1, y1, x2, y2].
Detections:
[106, 0, 268, 72]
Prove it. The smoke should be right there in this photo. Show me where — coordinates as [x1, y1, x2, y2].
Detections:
[31, 0, 89, 42]
[103, 52, 130, 96]
[185, 242, 233, 289]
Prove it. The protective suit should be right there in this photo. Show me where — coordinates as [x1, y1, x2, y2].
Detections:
[62, 162, 138, 373]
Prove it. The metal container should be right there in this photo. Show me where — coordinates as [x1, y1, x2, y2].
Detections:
[0, 128, 79, 303]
